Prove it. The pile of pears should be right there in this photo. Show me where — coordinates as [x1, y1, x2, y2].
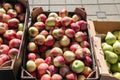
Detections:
[102, 31, 120, 79]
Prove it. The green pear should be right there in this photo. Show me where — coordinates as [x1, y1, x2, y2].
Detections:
[113, 41, 120, 54]
[105, 32, 116, 45]
[106, 61, 111, 71]
[111, 62, 120, 73]
[102, 43, 113, 52]
[113, 72, 120, 79]
[113, 31, 120, 39]
[105, 51, 118, 64]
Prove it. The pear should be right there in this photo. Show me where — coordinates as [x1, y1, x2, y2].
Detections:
[111, 62, 120, 73]
[102, 43, 113, 52]
[106, 61, 111, 71]
[105, 32, 116, 45]
[113, 72, 120, 79]
[113, 41, 120, 54]
[113, 31, 120, 39]
[105, 51, 118, 64]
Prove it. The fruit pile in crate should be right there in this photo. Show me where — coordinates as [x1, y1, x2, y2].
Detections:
[25, 8, 95, 80]
[0, 2, 25, 66]
[102, 31, 120, 79]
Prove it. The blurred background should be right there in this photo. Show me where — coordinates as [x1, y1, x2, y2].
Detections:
[29, 0, 120, 21]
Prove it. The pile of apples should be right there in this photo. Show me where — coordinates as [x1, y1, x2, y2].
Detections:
[102, 31, 120, 79]
[0, 2, 25, 66]
[26, 9, 93, 80]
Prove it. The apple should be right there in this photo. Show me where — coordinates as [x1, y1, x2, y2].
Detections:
[28, 53, 37, 61]
[45, 35, 55, 47]
[0, 8, 6, 14]
[28, 27, 39, 37]
[50, 47, 63, 57]
[75, 48, 84, 60]
[3, 3, 13, 11]
[0, 13, 3, 22]
[18, 23, 24, 31]
[9, 38, 21, 49]
[3, 14, 11, 23]
[34, 22, 45, 31]
[82, 48, 91, 56]
[39, 45, 48, 53]
[8, 18, 19, 28]
[80, 41, 89, 48]
[37, 14, 47, 23]
[72, 14, 80, 22]
[59, 9, 68, 18]
[26, 60, 37, 72]
[61, 16, 72, 27]
[69, 43, 81, 52]
[0, 37, 3, 44]
[82, 66, 92, 77]
[35, 58, 45, 67]
[77, 20, 87, 31]
[60, 35, 70, 47]
[52, 28, 64, 39]
[34, 34, 46, 45]
[48, 65, 58, 75]
[66, 72, 77, 80]
[65, 29, 75, 38]
[71, 60, 85, 73]
[84, 56, 92, 67]
[53, 41, 61, 47]
[8, 48, 19, 59]
[78, 75, 86, 80]
[53, 56, 65, 67]
[37, 63, 49, 75]
[59, 65, 70, 77]
[48, 12, 58, 18]
[0, 54, 10, 65]
[14, 3, 24, 13]
[70, 22, 80, 32]
[75, 31, 87, 42]
[16, 31, 23, 39]
[56, 17, 62, 27]
[18, 13, 25, 22]
[45, 57, 52, 65]
[41, 74, 51, 80]
[40, 30, 48, 37]
[0, 44, 9, 54]
[0, 58, 3, 66]
[45, 17, 57, 27]
[51, 74, 63, 80]
[0, 22, 8, 34]
[7, 9, 17, 18]
[63, 51, 75, 63]
[27, 42, 37, 53]
[45, 49, 51, 58]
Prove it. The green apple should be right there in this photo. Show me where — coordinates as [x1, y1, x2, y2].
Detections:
[18, 23, 24, 31]
[26, 60, 37, 72]
[28, 27, 39, 37]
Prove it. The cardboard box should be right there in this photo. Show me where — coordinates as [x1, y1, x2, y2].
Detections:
[0, 0, 30, 80]
[88, 20, 120, 80]
[21, 7, 99, 80]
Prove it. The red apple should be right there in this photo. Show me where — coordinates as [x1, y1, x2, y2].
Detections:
[69, 43, 81, 52]
[40, 30, 48, 37]
[26, 60, 37, 72]
[0, 8, 6, 14]
[39, 45, 48, 53]
[3, 3, 13, 11]
[9, 38, 21, 49]
[65, 29, 75, 38]
[82, 48, 91, 56]
[35, 58, 45, 67]
[28, 27, 39, 37]
[0, 22, 8, 34]
[48, 12, 58, 18]
[45, 35, 55, 47]
[45, 17, 57, 27]
[56, 17, 62, 27]
[0, 54, 10, 65]
[70, 22, 80, 32]
[75, 31, 87, 42]
[63, 51, 75, 63]
[28, 53, 37, 61]
[66, 72, 77, 80]
[60, 35, 70, 47]
[3, 14, 11, 23]
[38, 63, 49, 75]
[8, 18, 19, 28]
[59, 9, 68, 18]
[7, 9, 17, 18]
[51, 74, 63, 80]
[53, 56, 65, 67]
[48, 65, 58, 75]
[34, 22, 45, 31]
[59, 65, 70, 77]
[18, 13, 25, 22]
[0, 58, 3, 66]
[84, 56, 92, 67]
[61, 16, 72, 27]
[80, 41, 89, 48]
[14, 3, 24, 13]
[77, 20, 87, 31]
[34, 34, 46, 45]
[52, 28, 64, 39]
[50, 47, 63, 57]
[27, 42, 37, 53]
[41, 74, 51, 80]
[0, 13, 3, 22]
[45, 57, 52, 65]
[8, 48, 19, 59]
[75, 48, 84, 60]
[37, 14, 47, 23]
[0, 37, 3, 44]
[82, 66, 92, 77]
[72, 14, 80, 22]
[16, 31, 23, 39]
[0, 44, 9, 54]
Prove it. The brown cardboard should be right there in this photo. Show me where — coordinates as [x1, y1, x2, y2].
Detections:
[0, 0, 30, 80]
[88, 20, 120, 80]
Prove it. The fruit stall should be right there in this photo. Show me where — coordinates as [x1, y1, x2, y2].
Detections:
[0, 0, 120, 80]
